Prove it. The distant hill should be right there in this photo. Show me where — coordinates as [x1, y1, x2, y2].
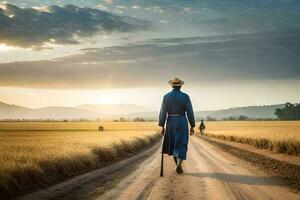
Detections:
[0, 101, 285, 120]
[0, 102, 149, 120]
[196, 104, 285, 120]
[0, 102, 32, 119]
[123, 111, 158, 120]
[77, 104, 150, 117]
[0, 102, 99, 120]
[123, 104, 286, 120]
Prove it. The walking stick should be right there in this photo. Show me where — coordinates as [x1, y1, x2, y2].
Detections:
[160, 136, 164, 177]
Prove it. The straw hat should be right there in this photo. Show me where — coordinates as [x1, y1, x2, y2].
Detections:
[168, 77, 184, 86]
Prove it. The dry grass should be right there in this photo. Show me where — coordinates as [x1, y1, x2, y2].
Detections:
[203, 121, 300, 156]
[0, 122, 160, 198]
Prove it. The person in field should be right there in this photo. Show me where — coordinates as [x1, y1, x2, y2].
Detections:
[199, 119, 206, 135]
[159, 77, 195, 174]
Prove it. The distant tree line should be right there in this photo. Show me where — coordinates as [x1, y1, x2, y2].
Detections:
[1, 117, 157, 123]
[113, 117, 127, 122]
[133, 117, 146, 122]
[275, 102, 300, 120]
[206, 116, 217, 121]
[222, 115, 249, 121]
[113, 117, 154, 122]
[204, 115, 250, 121]
[0, 118, 101, 122]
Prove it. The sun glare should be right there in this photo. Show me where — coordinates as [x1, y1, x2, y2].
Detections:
[0, 3, 7, 10]
[99, 93, 115, 105]
[0, 44, 14, 51]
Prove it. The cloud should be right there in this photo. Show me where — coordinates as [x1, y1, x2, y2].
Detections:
[158, 20, 168, 24]
[114, 4, 128, 14]
[96, 0, 300, 35]
[96, 4, 108, 10]
[144, 6, 164, 13]
[0, 3, 151, 48]
[132, 5, 140, 10]
[116, 5, 128, 10]
[0, 30, 299, 89]
[5, 1, 299, 37]
[103, 0, 113, 4]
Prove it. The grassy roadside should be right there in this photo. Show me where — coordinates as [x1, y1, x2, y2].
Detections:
[0, 133, 161, 199]
[204, 132, 300, 156]
[201, 121, 300, 156]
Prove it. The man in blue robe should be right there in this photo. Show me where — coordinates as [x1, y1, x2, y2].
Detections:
[159, 77, 195, 174]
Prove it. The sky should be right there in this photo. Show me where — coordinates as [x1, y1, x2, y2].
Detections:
[0, 0, 299, 111]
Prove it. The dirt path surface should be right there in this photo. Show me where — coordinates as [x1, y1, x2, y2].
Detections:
[20, 137, 300, 200]
[99, 137, 300, 200]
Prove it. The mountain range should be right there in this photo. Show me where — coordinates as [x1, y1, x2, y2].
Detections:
[0, 102, 98, 120]
[0, 102, 152, 120]
[0, 101, 284, 120]
[195, 104, 284, 120]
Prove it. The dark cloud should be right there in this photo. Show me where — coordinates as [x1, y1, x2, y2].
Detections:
[0, 30, 299, 88]
[0, 3, 151, 48]
[111, 0, 300, 34]
[5, 1, 300, 38]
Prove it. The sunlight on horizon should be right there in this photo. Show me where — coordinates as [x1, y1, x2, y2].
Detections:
[0, 1, 299, 112]
[0, 44, 15, 52]
[0, 80, 299, 111]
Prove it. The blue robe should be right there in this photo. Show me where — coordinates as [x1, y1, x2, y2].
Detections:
[158, 88, 195, 160]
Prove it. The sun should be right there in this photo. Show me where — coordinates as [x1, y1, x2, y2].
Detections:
[0, 3, 7, 10]
[0, 44, 14, 51]
[99, 92, 115, 105]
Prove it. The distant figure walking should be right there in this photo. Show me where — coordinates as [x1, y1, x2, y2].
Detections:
[159, 77, 195, 174]
[199, 120, 206, 135]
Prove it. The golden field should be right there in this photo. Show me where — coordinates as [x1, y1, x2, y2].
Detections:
[0, 122, 160, 198]
[203, 121, 300, 156]
[2, 120, 300, 197]
[0, 121, 159, 131]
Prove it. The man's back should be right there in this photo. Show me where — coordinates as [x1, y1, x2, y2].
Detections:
[159, 87, 195, 128]
[158, 78, 195, 174]
[163, 88, 190, 115]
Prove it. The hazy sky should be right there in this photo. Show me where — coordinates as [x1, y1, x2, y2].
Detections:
[0, 0, 299, 110]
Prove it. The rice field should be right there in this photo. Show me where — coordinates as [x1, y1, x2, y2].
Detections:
[203, 121, 300, 156]
[0, 122, 160, 198]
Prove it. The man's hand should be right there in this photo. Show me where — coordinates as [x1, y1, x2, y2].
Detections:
[190, 127, 194, 135]
[161, 127, 165, 135]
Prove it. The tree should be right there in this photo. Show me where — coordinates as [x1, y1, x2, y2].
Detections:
[133, 117, 145, 122]
[238, 115, 249, 121]
[274, 102, 300, 120]
[206, 116, 217, 121]
[119, 117, 127, 122]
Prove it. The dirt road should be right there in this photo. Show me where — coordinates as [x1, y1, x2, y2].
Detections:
[21, 136, 300, 200]
[99, 136, 300, 200]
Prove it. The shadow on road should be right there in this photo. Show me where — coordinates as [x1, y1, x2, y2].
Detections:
[184, 172, 288, 186]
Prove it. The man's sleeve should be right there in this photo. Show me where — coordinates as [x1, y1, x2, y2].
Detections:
[158, 97, 167, 127]
[186, 96, 195, 127]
